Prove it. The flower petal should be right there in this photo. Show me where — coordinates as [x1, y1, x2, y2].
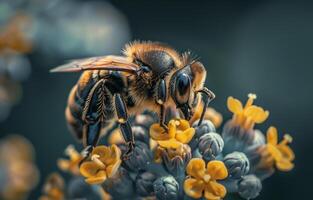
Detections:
[206, 181, 227, 199]
[79, 161, 100, 177]
[184, 178, 205, 199]
[106, 159, 121, 177]
[150, 122, 176, 140]
[157, 138, 182, 149]
[245, 106, 269, 123]
[176, 119, 190, 131]
[267, 127, 278, 145]
[85, 170, 107, 184]
[186, 158, 206, 179]
[277, 144, 295, 161]
[276, 159, 294, 171]
[227, 97, 243, 114]
[206, 160, 228, 180]
[93, 145, 121, 166]
[57, 159, 70, 171]
[204, 190, 221, 200]
[175, 128, 195, 144]
[267, 144, 282, 161]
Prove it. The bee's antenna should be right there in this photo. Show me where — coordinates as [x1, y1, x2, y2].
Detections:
[190, 56, 200, 65]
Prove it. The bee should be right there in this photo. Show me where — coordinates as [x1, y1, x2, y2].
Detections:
[51, 41, 215, 159]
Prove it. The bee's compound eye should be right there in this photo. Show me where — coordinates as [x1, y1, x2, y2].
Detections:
[174, 73, 191, 105]
[141, 65, 151, 73]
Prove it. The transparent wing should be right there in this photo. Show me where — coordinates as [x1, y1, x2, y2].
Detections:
[50, 55, 139, 74]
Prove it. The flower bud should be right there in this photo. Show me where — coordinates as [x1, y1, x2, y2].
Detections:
[224, 152, 250, 179]
[159, 144, 192, 177]
[198, 132, 224, 161]
[132, 125, 150, 144]
[102, 168, 135, 198]
[135, 171, 157, 197]
[222, 121, 255, 154]
[133, 114, 156, 130]
[67, 177, 103, 200]
[189, 120, 216, 149]
[238, 175, 262, 200]
[120, 141, 152, 172]
[153, 176, 179, 200]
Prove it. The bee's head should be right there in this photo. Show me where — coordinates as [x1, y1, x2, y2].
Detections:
[123, 41, 208, 120]
[123, 41, 181, 80]
[169, 56, 207, 120]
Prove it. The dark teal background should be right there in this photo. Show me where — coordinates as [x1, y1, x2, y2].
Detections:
[1, 0, 312, 199]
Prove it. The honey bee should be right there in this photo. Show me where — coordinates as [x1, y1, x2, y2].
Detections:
[51, 41, 215, 159]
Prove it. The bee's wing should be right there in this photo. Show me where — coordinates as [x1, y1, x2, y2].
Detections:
[50, 55, 139, 74]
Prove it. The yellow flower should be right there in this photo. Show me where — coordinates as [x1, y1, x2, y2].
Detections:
[79, 145, 121, 184]
[189, 101, 223, 128]
[57, 145, 83, 175]
[262, 126, 295, 171]
[39, 173, 65, 200]
[150, 119, 195, 149]
[227, 93, 269, 130]
[184, 158, 228, 200]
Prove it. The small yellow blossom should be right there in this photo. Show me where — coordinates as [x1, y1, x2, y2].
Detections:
[189, 101, 223, 128]
[150, 119, 195, 149]
[79, 145, 121, 184]
[259, 126, 295, 171]
[39, 173, 65, 200]
[57, 145, 83, 175]
[227, 93, 269, 130]
[184, 158, 228, 200]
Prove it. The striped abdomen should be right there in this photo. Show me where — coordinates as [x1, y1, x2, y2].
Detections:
[65, 70, 126, 144]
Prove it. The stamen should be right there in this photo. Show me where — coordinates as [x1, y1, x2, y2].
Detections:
[203, 174, 211, 183]
[91, 154, 106, 169]
[282, 134, 293, 144]
[245, 93, 257, 108]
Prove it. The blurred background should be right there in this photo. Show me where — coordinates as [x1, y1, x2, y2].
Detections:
[0, 0, 312, 199]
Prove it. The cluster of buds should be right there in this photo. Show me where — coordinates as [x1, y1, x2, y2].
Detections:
[43, 93, 294, 200]
[0, 135, 39, 200]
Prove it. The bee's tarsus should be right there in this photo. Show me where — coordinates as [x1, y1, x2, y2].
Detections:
[122, 142, 135, 160]
[159, 105, 169, 131]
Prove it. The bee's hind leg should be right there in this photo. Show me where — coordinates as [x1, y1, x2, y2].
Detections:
[79, 80, 105, 165]
[114, 93, 134, 160]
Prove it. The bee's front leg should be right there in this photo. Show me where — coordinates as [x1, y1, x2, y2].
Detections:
[114, 93, 134, 160]
[196, 87, 215, 126]
[157, 79, 168, 131]
[159, 105, 168, 131]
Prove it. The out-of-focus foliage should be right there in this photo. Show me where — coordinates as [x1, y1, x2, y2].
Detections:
[0, 135, 39, 200]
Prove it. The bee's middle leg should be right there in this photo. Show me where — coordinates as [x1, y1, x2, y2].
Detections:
[113, 93, 134, 159]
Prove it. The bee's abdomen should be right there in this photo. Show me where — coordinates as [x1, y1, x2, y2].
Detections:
[65, 71, 98, 140]
[65, 85, 84, 140]
[65, 71, 126, 141]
